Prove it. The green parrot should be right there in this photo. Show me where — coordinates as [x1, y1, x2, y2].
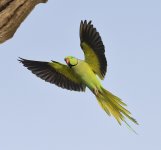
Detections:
[19, 20, 138, 129]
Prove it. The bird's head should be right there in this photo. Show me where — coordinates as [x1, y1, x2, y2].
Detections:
[64, 56, 78, 68]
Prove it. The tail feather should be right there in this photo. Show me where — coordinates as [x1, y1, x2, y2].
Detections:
[98, 93, 124, 124]
[96, 87, 138, 129]
[98, 99, 111, 116]
[107, 93, 131, 115]
[105, 90, 127, 106]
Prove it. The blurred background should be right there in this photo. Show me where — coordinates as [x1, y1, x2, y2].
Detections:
[0, 0, 161, 149]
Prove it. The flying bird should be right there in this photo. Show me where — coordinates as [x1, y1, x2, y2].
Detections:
[19, 20, 138, 129]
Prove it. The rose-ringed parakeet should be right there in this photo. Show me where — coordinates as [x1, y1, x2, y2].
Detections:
[19, 20, 138, 129]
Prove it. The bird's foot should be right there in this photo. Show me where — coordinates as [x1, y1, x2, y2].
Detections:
[93, 88, 99, 96]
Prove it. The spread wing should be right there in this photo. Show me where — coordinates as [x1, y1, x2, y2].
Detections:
[19, 58, 86, 92]
[80, 20, 107, 80]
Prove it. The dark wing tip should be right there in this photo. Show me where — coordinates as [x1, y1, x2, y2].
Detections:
[80, 20, 92, 41]
[18, 57, 37, 67]
[81, 20, 92, 24]
[19, 58, 86, 92]
[80, 20, 107, 78]
[18, 57, 31, 65]
[18, 57, 24, 62]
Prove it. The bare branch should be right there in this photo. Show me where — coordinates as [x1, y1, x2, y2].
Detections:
[0, 0, 48, 44]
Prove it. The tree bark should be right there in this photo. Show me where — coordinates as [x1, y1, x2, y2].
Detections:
[0, 0, 48, 44]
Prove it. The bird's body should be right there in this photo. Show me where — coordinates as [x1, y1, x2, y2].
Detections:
[19, 20, 138, 130]
[71, 59, 102, 93]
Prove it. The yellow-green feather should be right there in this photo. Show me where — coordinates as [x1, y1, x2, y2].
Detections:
[96, 87, 138, 128]
[49, 62, 82, 84]
[81, 42, 103, 79]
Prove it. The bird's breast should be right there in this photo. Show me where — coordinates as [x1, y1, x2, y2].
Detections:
[72, 60, 101, 90]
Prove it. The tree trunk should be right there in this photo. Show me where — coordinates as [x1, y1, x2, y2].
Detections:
[0, 0, 48, 44]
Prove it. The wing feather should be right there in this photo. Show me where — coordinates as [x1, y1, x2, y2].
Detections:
[19, 58, 86, 92]
[80, 20, 107, 79]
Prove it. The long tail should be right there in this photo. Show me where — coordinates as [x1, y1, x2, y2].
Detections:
[96, 87, 138, 131]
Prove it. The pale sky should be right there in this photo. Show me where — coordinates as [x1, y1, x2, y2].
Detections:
[0, 0, 161, 150]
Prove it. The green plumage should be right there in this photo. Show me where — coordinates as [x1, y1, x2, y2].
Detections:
[19, 20, 138, 130]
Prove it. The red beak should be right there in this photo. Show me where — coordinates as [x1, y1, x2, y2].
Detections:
[65, 58, 70, 65]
